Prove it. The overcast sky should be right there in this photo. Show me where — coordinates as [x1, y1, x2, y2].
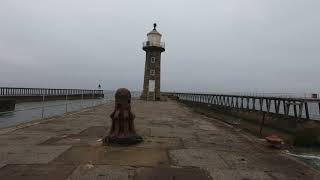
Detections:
[0, 0, 319, 93]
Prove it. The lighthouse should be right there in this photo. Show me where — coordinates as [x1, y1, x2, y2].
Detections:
[141, 23, 165, 101]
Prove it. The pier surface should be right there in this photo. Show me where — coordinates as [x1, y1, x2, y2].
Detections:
[0, 100, 319, 179]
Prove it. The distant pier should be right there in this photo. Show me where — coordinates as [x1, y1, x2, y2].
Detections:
[0, 87, 104, 102]
[0, 87, 104, 112]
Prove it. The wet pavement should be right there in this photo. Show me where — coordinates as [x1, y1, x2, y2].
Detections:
[0, 100, 319, 180]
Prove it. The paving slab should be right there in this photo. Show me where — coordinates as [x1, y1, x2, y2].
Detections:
[169, 149, 228, 169]
[40, 126, 108, 146]
[182, 130, 260, 152]
[0, 145, 70, 164]
[266, 171, 320, 180]
[134, 166, 212, 180]
[0, 164, 75, 180]
[216, 151, 319, 179]
[195, 130, 248, 144]
[77, 126, 109, 137]
[22, 124, 86, 136]
[135, 126, 151, 136]
[0, 164, 6, 169]
[207, 168, 273, 180]
[53, 146, 169, 166]
[134, 136, 183, 149]
[0, 132, 53, 146]
[183, 139, 259, 153]
[150, 126, 196, 138]
[67, 165, 135, 180]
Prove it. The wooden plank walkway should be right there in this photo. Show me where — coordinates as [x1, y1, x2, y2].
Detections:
[0, 100, 319, 179]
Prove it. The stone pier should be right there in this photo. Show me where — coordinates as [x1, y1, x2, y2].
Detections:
[0, 100, 318, 179]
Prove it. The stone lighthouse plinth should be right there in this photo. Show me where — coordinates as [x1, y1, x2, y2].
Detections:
[140, 23, 165, 101]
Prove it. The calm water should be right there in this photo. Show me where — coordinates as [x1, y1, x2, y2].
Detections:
[0, 91, 140, 128]
[0, 98, 108, 129]
[0, 91, 141, 129]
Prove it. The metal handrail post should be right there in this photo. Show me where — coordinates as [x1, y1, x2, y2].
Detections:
[81, 93, 84, 108]
[41, 95, 45, 119]
[65, 94, 68, 113]
[92, 93, 94, 107]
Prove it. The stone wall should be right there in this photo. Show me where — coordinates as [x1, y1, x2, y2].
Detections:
[141, 47, 163, 101]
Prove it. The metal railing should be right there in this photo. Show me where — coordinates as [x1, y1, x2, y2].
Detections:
[0, 94, 107, 128]
[200, 92, 320, 100]
[143, 41, 165, 49]
[0, 87, 103, 96]
[164, 92, 320, 120]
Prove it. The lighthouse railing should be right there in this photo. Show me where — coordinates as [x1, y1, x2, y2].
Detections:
[143, 41, 165, 49]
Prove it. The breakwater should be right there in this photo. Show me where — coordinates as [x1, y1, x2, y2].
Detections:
[0, 87, 104, 103]
[164, 92, 320, 147]
[164, 92, 320, 120]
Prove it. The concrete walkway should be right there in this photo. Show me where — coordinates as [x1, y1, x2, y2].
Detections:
[0, 100, 319, 180]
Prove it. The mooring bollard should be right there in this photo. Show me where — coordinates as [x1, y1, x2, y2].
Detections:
[104, 88, 143, 145]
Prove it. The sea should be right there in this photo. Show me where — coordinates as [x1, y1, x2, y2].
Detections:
[0, 90, 140, 129]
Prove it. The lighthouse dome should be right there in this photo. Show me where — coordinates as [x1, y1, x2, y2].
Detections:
[147, 23, 162, 46]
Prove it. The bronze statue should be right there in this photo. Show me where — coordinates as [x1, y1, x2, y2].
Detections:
[104, 88, 143, 145]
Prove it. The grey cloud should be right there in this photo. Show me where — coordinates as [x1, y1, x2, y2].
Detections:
[0, 0, 319, 94]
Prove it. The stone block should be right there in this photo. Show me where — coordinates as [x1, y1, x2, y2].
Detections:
[53, 146, 168, 166]
[67, 165, 135, 180]
[207, 168, 273, 180]
[169, 149, 228, 169]
[0, 145, 70, 164]
[0, 164, 75, 180]
[134, 166, 212, 180]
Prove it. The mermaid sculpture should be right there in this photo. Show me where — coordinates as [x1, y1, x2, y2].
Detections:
[104, 88, 143, 145]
